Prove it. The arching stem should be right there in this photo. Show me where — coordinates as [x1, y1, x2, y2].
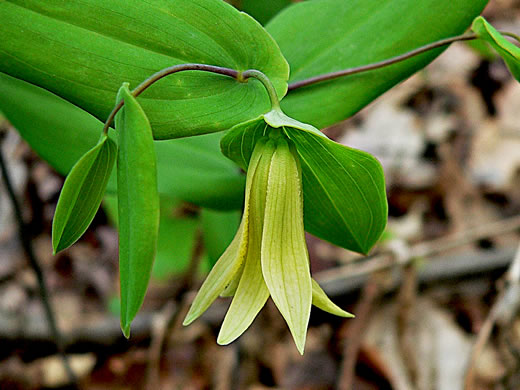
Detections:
[102, 65, 279, 134]
[241, 69, 281, 110]
[287, 30, 520, 91]
[103, 64, 240, 134]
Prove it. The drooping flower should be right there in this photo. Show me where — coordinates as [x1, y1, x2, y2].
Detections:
[183, 131, 353, 354]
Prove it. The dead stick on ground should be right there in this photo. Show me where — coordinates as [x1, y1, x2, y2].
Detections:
[145, 229, 204, 388]
[464, 241, 520, 390]
[338, 274, 383, 390]
[318, 215, 520, 285]
[397, 263, 419, 387]
[0, 132, 76, 385]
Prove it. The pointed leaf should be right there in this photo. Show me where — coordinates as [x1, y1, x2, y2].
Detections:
[0, 0, 288, 139]
[312, 279, 354, 318]
[285, 127, 387, 254]
[52, 134, 116, 253]
[267, 0, 488, 128]
[261, 138, 311, 355]
[116, 83, 159, 337]
[472, 16, 520, 80]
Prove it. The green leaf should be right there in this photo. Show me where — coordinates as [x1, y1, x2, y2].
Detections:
[267, 0, 488, 129]
[0, 0, 288, 139]
[116, 83, 159, 337]
[221, 114, 387, 254]
[239, 0, 292, 25]
[261, 139, 312, 355]
[52, 134, 116, 254]
[285, 127, 387, 254]
[0, 72, 245, 210]
[200, 209, 241, 267]
[311, 279, 354, 318]
[472, 16, 520, 80]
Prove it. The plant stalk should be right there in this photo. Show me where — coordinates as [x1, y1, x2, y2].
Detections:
[103, 64, 278, 134]
[0, 133, 76, 385]
[288, 30, 520, 91]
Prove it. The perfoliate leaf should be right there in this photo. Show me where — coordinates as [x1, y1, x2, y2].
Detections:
[312, 279, 354, 318]
[261, 138, 312, 355]
[0, 72, 245, 210]
[52, 134, 116, 254]
[267, 0, 488, 129]
[221, 112, 387, 254]
[472, 16, 520, 80]
[0, 0, 288, 139]
[284, 127, 387, 254]
[116, 83, 159, 337]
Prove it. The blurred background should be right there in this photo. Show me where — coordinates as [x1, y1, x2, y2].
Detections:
[1, 1, 520, 389]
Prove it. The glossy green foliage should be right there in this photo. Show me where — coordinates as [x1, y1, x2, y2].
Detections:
[0, 73, 101, 175]
[267, 0, 489, 129]
[472, 16, 520, 80]
[52, 135, 116, 254]
[0, 0, 289, 139]
[239, 0, 292, 25]
[221, 114, 387, 254]
[116, 84, 159, 337]
[0, 73, 245, 209]
[285, 127, 387, 254]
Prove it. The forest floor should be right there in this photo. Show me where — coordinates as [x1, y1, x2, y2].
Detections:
[1, 2, 520, 390]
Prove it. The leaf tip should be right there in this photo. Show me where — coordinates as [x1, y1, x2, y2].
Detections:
[121, 323, 131, 339]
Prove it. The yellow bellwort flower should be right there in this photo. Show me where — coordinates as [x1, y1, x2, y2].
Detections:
[183, 133, 353, 354]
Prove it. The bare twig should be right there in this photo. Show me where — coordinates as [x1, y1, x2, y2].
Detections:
[464, 242, 520, 390]
[338, 274, 384, 390]
[0, 132, 76, 385]
[288, 34, 478, 91]
[317, 215, 520, 289]
[287, 30, 520, 91]
[396, 264, 419, 387]
[144, 229, 204, 388]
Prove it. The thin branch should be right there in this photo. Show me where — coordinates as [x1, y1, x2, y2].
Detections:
[0, 133, 76, 384]
[103, 64, 240, 134]
[287, 30, 520, 91]
[464, 242, 520, 390]
[102, 64, 278, 134]
[338, 274, 383, 390]
[145, 229, 205, 388]
[316, 215, 520, 287]
[287, 33, 478, 91]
